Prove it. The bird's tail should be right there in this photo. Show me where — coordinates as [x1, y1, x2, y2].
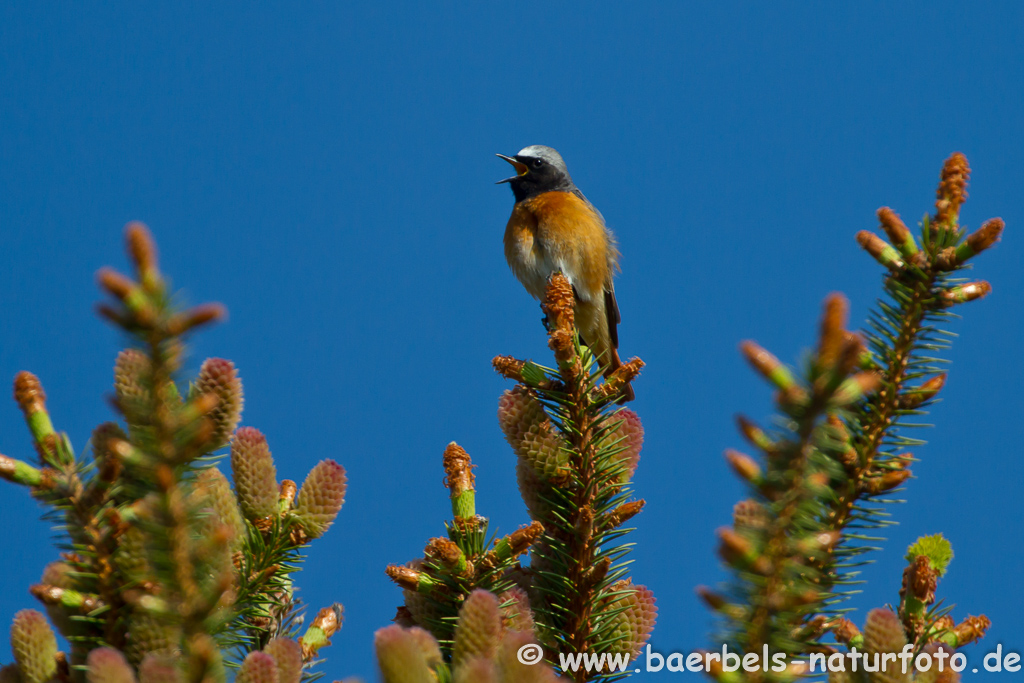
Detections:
[577, 300, 634, 403]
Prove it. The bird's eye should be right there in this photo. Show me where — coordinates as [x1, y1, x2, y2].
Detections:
[532, 158, 544, 168]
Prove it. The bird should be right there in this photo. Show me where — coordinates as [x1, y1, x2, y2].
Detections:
[496, 145, 633, 401]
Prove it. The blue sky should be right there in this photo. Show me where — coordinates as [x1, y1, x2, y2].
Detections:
[1, 2, 1022, 679]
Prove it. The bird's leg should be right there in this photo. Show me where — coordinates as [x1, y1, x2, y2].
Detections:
[540, 301, 551, 331]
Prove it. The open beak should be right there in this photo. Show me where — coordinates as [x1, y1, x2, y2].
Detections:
[495, 153, 529, 184]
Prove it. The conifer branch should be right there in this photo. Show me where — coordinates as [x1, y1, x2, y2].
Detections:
[702, 154, 1003, 682]
[496, 273, 653, 682]
[2, 224, 346, 682]
[825, 535, 990, 682]
[385, 443, 540, 655]
[817, 154, 1003, 603]
[702, 294, 878, 678]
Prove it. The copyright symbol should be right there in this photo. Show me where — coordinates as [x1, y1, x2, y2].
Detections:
[517, 643, 544, 665]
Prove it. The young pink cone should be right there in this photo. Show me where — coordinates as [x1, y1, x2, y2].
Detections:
[236, 652, 279, 683]
[137, 654, 184, 683]
[862, 608, 908, 657]
[375, 625, 442, 683]
[607, 408, 644, 480]
[86, 649, 137, 683]
[125, 613, 179, 665]
[10, 610, 57, 683]
[498, 387, 570, 482]
[230, 427, 279, 522]
[294, 460, 347, 539]
[263, 638, 302, 683]
[498, 587, 535, 634]
[194, 358, 243, 448]
[497, 630, 562, 683]
[602, 581, 657, 659]
[452, 590, 503, 669]
[516, 457, 558, 520]
[453, 658, 498, 683]
[195, 467, 246, 550]
[114, 349, 153, 425]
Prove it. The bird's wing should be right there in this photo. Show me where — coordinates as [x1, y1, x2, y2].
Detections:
[604, 287, 621, 349]
[572, 188, 604, 222]
[572, 188, 622, 350]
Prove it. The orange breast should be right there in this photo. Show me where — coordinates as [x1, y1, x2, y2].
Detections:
[520, 191, 611, 299]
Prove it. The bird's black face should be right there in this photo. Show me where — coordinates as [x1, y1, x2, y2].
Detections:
[496, 146, 575, 202]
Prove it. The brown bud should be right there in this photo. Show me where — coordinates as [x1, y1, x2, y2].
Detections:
[899, 373, 946, 409]
[877, 207, 913, 250]
[724, 449, 761, 483]
[505, 521, 544, 557]
[736, 415, 776, 454]
[424, 537, 460, 563]
[14, 372, 46, 415]
[425, 538, 468, 575]
[583, 557, 611, 591]
[966, 218, 1004, 253]
[315, 603, 343, 635]
[126, 222, 158, 277]
[97, 267, 136, 301]
[835, 333, 866, 379]
[596, 357, 644, 401]
[14, 374, 58, 463]
[826, 414, 858, 468]
[718, 527, 770, 575]
[604, 500, 645, 530]
[548, 329, 575, 364]
[863, 468, 911, 495]
[166, 303, 226, 336]
[279, 479, 297, 509]
[832, 371, 881, 405]
[940, 281, 992, 306]
[301, 603, 343, 660]
[739, 341, 803, 402]
[385, 564, 422, 591]
[935, 152, 970, 225]
[817, 293, 848, 370]
[92, 422, 125, 483]
[901, 555, 938, 605]
[575, 505, 595, 543]
[951, 615, 991, 646]
[696, 586, 726, 611]
[442, 442, 475, 499]
[29, 584, 103, 613]
[492, 355, 526, 382]
[477, 521, 545, 572]
[950, 217, 1004, 265]
[542, 273, 575, 332]
[856, 230, 904, 271]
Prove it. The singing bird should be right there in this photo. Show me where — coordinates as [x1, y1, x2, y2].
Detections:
[497, 145, 632, 400]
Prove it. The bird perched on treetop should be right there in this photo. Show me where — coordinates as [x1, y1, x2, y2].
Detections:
[496, 145, 632, 401]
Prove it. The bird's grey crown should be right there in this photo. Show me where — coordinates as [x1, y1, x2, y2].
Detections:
[516, 145, 569, 174]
